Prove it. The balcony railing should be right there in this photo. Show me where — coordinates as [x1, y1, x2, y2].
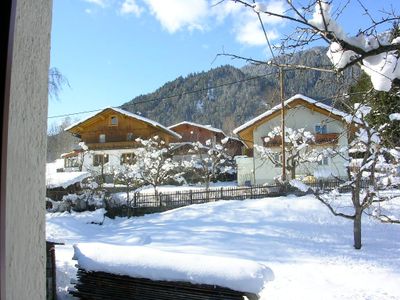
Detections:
[262, 133, 339, 147]
[315, 133, 339, 144]
[87, 140, 139, 150]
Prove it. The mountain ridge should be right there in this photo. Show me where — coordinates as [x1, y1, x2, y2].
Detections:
[120, 47, 360, 134]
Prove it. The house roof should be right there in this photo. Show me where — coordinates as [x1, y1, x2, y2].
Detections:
[233, 94, 351, 135]
[64, 107, 181, 140]
[168, 121, 225, 135]
[233, 94, 354, 148]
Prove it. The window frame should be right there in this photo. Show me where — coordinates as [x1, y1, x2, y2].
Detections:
[120, 153, 135, 165]
[315, 124, 327, 134]
[127, 132, 134, 141]
[93, 154, 109, 167]
[110, 115, 118, 126]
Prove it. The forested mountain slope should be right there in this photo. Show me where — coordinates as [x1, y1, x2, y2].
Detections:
[121, 47, 360, 133]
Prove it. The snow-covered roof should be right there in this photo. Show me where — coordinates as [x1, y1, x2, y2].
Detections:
[46, 171, 90, 189]
[233, 94, 352, 134]
[73, 243, 273, 294]
[169, 121, 225, 134]
[65, 107, 181, 140]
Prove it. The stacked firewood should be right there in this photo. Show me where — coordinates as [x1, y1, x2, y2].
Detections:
[69, 267, 259, 300]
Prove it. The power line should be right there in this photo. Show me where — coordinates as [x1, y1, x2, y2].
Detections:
[48, 72, 276, 119]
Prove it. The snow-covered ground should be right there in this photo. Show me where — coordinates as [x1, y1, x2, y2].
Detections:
[47, 193, 400, 299]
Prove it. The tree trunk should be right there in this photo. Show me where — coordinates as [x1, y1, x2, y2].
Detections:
[290, 167, 296, 180]
[126, 185, 131, 218]
[353, 210, 362, 249]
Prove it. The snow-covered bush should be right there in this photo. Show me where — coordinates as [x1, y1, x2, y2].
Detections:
[255, 127, 324, 181]
[185, 139, 235, 188]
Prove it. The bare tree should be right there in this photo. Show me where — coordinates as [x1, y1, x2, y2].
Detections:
[135, 136, 180, 199]
[255, 127, 324, 181]
[225, 0, 400, 92]
[48, 67, 69, 99]
[316, 101, 400, 249]
[187, 139, 234, 189]
[113, 161, 142, 218]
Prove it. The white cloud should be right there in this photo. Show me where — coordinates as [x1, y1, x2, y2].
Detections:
[262, 0, 286, 25]
[82, 0, 286, 47]
[84, 0, 108, 8]
[212, 0, 286, 46]
[143, 0, 209, 33]
[120, 0, 143, 16]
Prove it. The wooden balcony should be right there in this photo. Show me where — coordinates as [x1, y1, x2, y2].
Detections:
[87, 141, 139, 150]
[263, 136, 282, 147]
[315, 133, 339, 144]
[262, 133, 339, 147]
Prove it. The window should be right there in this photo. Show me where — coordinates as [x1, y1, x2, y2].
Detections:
[64, 157, 79, 168]
[110, 116, 118, 126]
[121, 153, 135, 165]
[273, 152, 282, 167]
[93, 154, 109, 166]
[318, 156, 329, 165]
[127, 132, 134, 141]
[99, 134, 106, 143]
[315, 124, 327, 134]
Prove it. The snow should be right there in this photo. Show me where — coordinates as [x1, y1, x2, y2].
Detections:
[307, 2, 400, 92]
[64, 107, 182, 140]
[47, 193, 400, 299]
[46, 172, 90, 189]
[314, 167, 335, 179]
[233, 94, 353, 134]
[289, 179, 310, 192]
[389, 113, 400, 121]
[73, 243, 273, 294]
[46, 159, 90, 189]
[168, 121, 225, 134]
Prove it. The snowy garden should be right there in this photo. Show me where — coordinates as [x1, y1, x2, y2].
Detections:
[47, 191, 400, 299]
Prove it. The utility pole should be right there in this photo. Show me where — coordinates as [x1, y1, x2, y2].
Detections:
[279, 67, 286, 182]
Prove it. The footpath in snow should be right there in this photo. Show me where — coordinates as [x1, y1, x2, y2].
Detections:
[46, 194, 400, 300]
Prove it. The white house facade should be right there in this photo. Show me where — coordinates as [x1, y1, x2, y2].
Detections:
[233, 94, 351, 186]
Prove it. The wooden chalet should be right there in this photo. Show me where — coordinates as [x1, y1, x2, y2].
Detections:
[169, 121, 245, 157]
[62, 107, 181, 173]
[65, 107, 181, 150]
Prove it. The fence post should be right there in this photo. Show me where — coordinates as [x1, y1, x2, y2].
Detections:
[159, 192, 162, 207]
[189, 190, 193, 205]
[250, 185, 253, 199]
[220, 187, 223, 200]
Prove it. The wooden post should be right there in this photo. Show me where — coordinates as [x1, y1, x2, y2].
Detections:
[280, 67, 286, 182]
[189, 190, 193, 205]
[220, 187, 223, 200]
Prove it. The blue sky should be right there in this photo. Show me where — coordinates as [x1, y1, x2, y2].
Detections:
[49, 0, 400, 127]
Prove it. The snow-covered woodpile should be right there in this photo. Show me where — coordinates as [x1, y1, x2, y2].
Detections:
[69, 243, 273, 300]
[70, 268, 260, 300]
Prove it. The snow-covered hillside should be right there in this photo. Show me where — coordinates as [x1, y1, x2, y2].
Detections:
[47, 194, 400, 299]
